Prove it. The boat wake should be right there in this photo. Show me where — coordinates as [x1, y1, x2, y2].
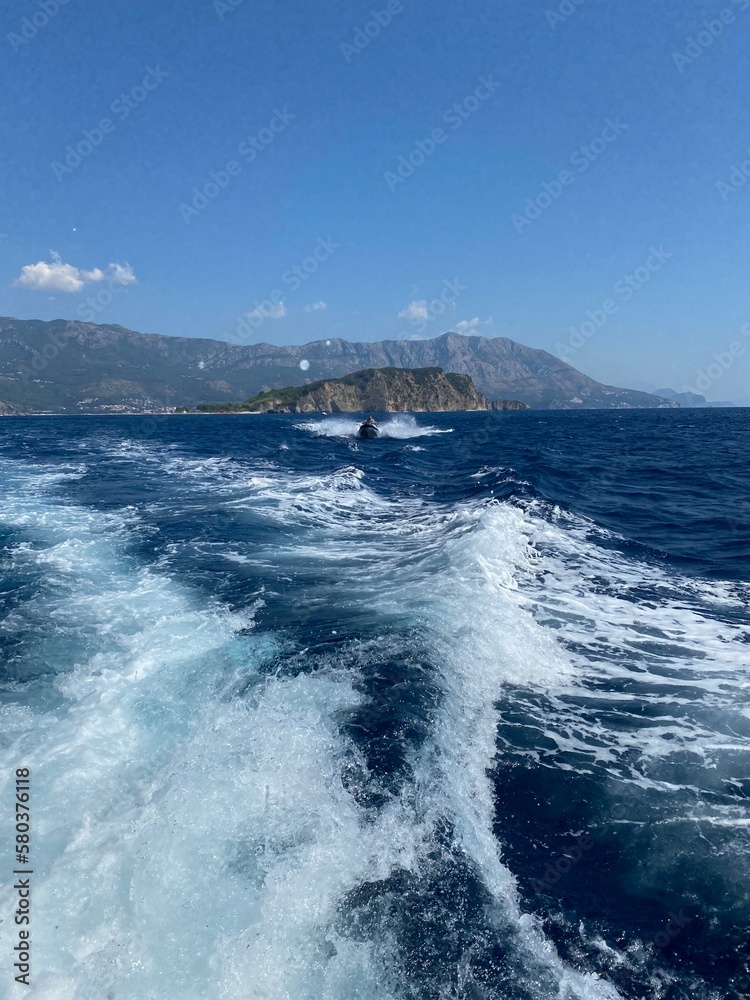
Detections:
[0, 421, 747, 1000]
[297, 414, 452, 439]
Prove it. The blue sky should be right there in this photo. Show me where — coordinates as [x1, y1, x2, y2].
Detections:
[2, 0, 750, 400]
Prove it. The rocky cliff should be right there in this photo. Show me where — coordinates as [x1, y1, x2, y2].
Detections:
[490, 399, 531, 411]
[199, 368, 501, 413]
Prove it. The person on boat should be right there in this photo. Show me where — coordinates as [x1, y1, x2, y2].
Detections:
[357, 414, 379, 438]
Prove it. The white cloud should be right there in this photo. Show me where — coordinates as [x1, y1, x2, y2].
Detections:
[304, 300, 327, 312]
[14, 251, 137, 293]
[398, 300, 429, 322]
[455, 317, 493, 334]
[107, 262, 137, 286]
[246, 300, 287, 321]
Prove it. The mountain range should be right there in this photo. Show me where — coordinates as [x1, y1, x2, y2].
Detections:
[0, 316, 677, 413]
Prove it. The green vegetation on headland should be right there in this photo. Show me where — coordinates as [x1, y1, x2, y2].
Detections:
[195, 367, 531, 413]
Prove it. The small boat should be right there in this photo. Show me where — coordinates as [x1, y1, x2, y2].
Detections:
[358, 418, 379, 439]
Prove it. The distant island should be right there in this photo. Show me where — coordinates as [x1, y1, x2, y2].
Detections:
[654, 388, 736, 408]
[194, 367, 530, 413]
[0, 318, 680, 413]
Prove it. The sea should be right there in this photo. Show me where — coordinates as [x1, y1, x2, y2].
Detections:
[0, 409, 748, 1000]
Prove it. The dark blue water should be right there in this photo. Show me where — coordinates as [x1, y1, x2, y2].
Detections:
[0, 409, 748, 1000]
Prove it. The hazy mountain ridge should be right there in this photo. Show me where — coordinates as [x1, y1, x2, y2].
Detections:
[655, 388, 736, 408]
[0, 317, 677, 412]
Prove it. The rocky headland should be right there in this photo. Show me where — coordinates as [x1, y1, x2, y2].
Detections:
[195, 367, 529, 413]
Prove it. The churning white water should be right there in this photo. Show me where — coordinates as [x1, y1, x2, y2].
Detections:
[0, 445, 747, 999]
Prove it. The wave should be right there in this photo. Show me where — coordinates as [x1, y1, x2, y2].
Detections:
[0, 448, 747, 999]
[296, 414, 453, 439]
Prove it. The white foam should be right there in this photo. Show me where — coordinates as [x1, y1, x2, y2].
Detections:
[297, 414, 451, 439]
[497, 502, 750, 784]
[379, 503, 622, 998]
[2, 451, 745, 999]
[210, 469, 623, 996]
[0, 465, 397, 999]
